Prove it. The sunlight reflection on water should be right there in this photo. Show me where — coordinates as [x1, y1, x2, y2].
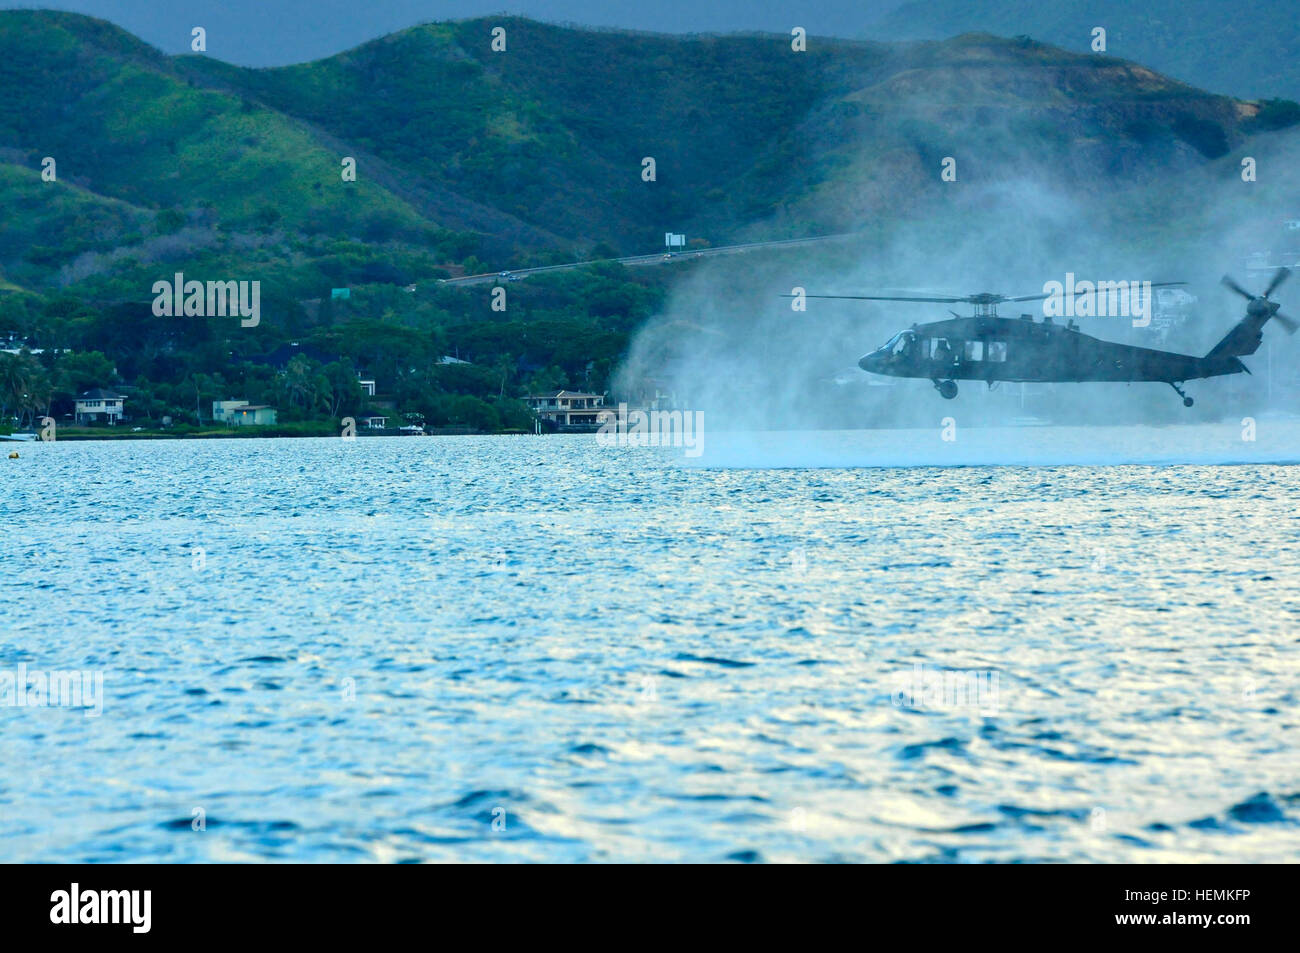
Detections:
[2, 429, 1298, 861]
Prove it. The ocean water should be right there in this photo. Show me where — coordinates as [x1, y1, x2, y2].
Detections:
[2, 426, 1299, 863]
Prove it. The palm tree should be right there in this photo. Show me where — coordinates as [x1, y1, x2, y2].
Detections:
[0, 351, 36, 428]
[277, 356, 319, 410]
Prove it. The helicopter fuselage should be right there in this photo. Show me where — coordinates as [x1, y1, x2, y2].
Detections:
[857, 314, 1244, 386]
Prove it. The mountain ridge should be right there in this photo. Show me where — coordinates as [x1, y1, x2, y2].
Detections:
[871, 0, 1300, 102]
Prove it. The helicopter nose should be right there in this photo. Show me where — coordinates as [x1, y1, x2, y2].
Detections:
[858, 351, 880, 372]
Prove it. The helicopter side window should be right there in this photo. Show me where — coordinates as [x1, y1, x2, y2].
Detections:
[929, 338, 954, 360]
[964, 341, 984, 361]
[986, 341, 1008, 362]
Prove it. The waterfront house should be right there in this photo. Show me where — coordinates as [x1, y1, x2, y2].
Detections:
[524, 390, 607, 430]
[74, 388, 125, 425]
[212, 399, 278, 426]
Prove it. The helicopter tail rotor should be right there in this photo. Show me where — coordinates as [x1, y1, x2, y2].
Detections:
[1221, 267, 1291, 310]
[1207, 268, 1296, 358]
[1265, 266, 1291, 299]
[1220, 275, 1256, 302]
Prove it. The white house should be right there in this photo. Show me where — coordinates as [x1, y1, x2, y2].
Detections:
[525, 390, 607, 429]
[74, 388, 125, 425]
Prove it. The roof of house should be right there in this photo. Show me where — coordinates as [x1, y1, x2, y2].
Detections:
[524, 390, 604, 400]
[78, 388, 124, 400]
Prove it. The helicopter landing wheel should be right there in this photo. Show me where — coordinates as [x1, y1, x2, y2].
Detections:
[1169, 381, 1193, 407]
[934, 379, 958, 400]
[1183, 396, 1194, 408]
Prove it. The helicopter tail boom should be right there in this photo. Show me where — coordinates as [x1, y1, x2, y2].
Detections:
[1206, 315, 1269, 360]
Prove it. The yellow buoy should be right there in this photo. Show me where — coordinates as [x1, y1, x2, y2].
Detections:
[7, 451, 17, 459]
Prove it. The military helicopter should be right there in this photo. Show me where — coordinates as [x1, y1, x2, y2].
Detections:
[796, 269, 1295, 405]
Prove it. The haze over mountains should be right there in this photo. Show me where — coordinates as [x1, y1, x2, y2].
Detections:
[8, 0, 1296, 107]
[0, 1, 906, 67]
[1, 10, 1293, 298]
[871, 0, 1300, 102]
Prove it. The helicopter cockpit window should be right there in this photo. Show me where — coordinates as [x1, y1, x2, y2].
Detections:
[888, 332, 914, 356]
[986, 341, 1008, 362]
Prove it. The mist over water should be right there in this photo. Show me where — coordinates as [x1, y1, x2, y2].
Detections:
[616, 77, 1300, 454]
[689, 422, 1300, 470]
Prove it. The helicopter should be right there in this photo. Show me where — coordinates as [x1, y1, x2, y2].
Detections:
[795, 269, 1295, 405]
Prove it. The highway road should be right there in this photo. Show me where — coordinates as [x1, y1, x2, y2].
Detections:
[438, 233, 860, 287]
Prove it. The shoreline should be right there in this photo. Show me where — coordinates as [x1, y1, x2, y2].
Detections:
[1, 427, 526, 441]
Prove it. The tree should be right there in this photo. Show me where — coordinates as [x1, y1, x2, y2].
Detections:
[273, 356, 330, 417]
[54, 351, 116, 396]
[0, 351, 50, 429]
[185, 372, 225, 424]
[323, 359, 363, 416]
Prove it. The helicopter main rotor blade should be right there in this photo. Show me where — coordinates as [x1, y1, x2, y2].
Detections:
[1273, 311, 1299, 334]
[1221, 275, 1255, 301]
[1004, 281, 1186, 304]
[779, 294, 969, 303]
[786, 281, 1189, 306]
[1265, 267, 1292, 298]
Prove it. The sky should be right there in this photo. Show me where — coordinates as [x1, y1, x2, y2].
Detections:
[1, 1, 907, 66]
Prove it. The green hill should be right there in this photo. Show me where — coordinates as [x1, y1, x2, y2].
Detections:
[176, 18, 1271, 249]
[0, 10, 451, 271]
[2, 10, 1281, 293]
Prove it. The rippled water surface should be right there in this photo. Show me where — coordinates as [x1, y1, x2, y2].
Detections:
[3, 429, 1299, 862]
